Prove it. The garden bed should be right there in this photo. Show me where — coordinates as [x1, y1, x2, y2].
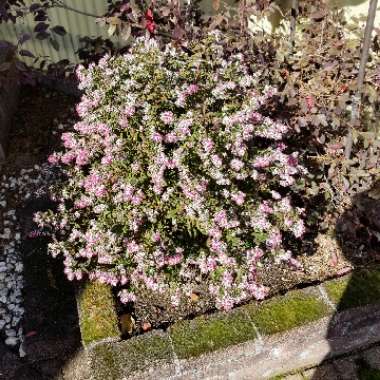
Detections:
[2, 81, 379, 342]
[0, 75, 378, 380]
[30, 30, 380, 333]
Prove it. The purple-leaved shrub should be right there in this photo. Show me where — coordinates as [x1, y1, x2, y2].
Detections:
[36, 32, 307, 310]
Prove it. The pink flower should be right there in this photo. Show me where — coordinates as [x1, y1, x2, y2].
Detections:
[250, 112, 263, 124]
[152, 131, 163, 143]
[292, 220, 305, 238]
[123, 105, 136, 117]
[101, 155, 113, 165]
[266, 230, 282, 249]
[253, 156, 271, 168]
[247, 283, 267, 300]
[219, 296, 234, 311]
[119, 289, 136, 303]
[288, 153, 299, 167]
[61, 152, 76, 164]
[164, 132, 178, 144]
[94, 185, 107, 198]
[185, 84, 199, 95]
[167, 251, 184, 266]
[47, 153, 59, 165]
[75, 149, 90, 166]
[214, 210, 228, 228]
[125, 240, 140, 253]
[75, 196, 91, 209]
[247, 247, 264, 262]
[160, 111, 174, 125]
[230, 159, 244, 171]
[61, 133, 76, 149]
[131, 190, 144, 205]
[211, 154, 223, 168]
[259, 201, 273, 214]
[222, 271, 233, 288]
[202, 138, 214, 153]
[152, 232, 161, 243]
[123, 185, 134, 202]
[231, 191, 245, 206]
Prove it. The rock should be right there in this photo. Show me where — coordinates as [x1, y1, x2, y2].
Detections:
[5, 336, 18, 346]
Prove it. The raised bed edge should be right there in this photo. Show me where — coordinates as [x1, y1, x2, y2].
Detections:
[71, 268, 380, 379]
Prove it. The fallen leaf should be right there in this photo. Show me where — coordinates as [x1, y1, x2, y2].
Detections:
[120, 313, 135, 335]
[25, 331, 38, 338]
[142, 322, 151, 332]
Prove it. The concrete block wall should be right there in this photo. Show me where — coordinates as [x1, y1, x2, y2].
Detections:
[0, 43, 19, 162]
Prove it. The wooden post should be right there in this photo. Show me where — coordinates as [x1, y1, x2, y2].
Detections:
[345, 0, 378, 159]
[289, 0, 299, 49]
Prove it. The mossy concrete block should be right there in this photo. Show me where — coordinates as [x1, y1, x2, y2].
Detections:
[246, 288, 332, 336]
[77, 282, 120, 346]
[169, 307, 257, 359]
[89, 330, 173, 380]
[324, 269, 380, 311]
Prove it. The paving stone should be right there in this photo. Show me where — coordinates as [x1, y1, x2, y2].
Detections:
[302, 363, 338, 380]
[331, 357, 359, 380]
[324, 269, 380, 311]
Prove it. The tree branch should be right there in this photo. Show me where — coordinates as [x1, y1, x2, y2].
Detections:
[54, 2, 101, 19]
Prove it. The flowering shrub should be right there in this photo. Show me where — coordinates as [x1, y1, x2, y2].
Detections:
[37, 32, 307, 310]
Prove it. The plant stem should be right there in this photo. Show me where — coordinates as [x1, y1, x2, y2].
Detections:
[345, 0, 378, 159]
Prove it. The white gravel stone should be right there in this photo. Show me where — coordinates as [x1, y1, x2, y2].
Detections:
[5, 336, 18, 346]
[1, 162, 57, 352]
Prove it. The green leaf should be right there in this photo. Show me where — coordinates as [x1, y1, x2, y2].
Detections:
[52, 25, 67, 36]
[49, 38, 59, 51]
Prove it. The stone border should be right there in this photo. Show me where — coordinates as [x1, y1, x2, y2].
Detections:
[76, 282, 120, 346]
[68, 268, 380, 380]
[0, 42, 19, 162]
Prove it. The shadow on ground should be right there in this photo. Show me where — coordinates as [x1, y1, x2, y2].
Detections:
[0, 199, 81, 380]
[312, 183, 380, 380]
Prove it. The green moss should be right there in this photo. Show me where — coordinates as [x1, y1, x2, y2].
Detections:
[324, 269, 380, 311]
[90, 331, 172, 380]
[77, 282, 120, 345]
[169, 307, 257, 359]
[246, 289, 331, 336]
[90, 343, 119, 380]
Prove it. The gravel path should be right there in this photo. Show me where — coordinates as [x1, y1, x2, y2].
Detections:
[0, 165, 55, 352]
[283, 345, 380, 380]
[0, 86, 80, 379]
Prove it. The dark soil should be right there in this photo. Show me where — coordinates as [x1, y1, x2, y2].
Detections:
[0, 86, 80, 380]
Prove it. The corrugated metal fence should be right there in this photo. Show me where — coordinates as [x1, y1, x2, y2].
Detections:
[0, 0, 116, 65]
